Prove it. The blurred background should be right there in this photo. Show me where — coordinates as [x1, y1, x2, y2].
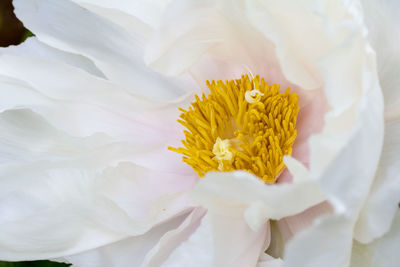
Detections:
[0, 0, 32, 47]
[0, 0, 68, 266]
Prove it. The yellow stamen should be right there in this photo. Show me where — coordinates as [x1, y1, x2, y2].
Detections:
[168, 74, 299, 184]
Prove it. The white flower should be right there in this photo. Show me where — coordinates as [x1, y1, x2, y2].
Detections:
[0, 0, 399, 267]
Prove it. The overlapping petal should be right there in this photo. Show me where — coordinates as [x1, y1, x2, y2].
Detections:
[13, 0, 193, 100]
[145, 1, 385, 266]
[0, 0, 397, 266]
[0, 109, 196, 261]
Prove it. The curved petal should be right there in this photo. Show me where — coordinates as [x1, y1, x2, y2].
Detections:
[191, 171, 325, 230]
[161, 212, 269, 267]
[354, 117, 400, 242]
[350, 210, 400, 267]
[361, 0, 400, 110]
[1, 38, 105, 78]
[13, 0, 193, 100]
[353, 0, 400, 243]
[244, 0, 363, 91]
[145, 0, 279, 80]
[257, 254, 284, 267]
[284, 69, 383, 267]
[70, 0, 169, 29]
[0, 41, 196, 174]
[0, 110, 195, 260]
[277, 201, 333, 245]
[63, 208, 205, 267]
[0, 43, 189, 140]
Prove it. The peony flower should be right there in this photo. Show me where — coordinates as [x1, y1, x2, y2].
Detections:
[0, 0, 399, 267]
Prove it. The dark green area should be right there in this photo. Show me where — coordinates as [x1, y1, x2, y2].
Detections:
[20, 29, 34, 43]
[0, 261, 70, 267]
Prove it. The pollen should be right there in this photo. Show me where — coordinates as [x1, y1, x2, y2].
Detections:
[168, 75, 299, 184]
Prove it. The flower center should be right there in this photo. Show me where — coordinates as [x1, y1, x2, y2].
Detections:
[169, 75, 299, 184]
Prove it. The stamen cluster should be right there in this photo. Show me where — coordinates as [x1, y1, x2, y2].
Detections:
[169, 75, 299, 183]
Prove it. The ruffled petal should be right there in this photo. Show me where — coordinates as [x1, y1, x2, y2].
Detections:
[0, 110, 194, 260]
[161, 212, 269, 267]
[145, 0, 279, 80]
[0, 41, 189, 140]
[284, 66, 383, 267]
[13, 0, 193, 100]
[63, 208, 206, 267]
[191, 171, 325, 231]
[353, 0, 400, 243]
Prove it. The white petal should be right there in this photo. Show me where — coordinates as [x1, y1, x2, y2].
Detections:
[191, 171, 325, 228]
[361, 0, 400, 111]
[277, 201, 333, 244]
[354, 118, 400, 242]
[284, 213, 354, 267]
[284, 82, 384, 267]
[64, 208, 205, 267]
[350, 209, 400, 267]
[161, 212, 269, 267]
[160, 214, 214, 267]
[0, 161, 193, 260]
[69, 2, 152, 39]
[141, 207, 206, 267]
[352, 0, 400, 243]
[257, 254, 284, 267]
[0, 49, 194, 173]
[281, 0, 384, 263]
[0, 45, 189, 140]
[0, 38, 104, 78]
[145, 0, 279, 79]
[71, 0, 169, 29]
[0, 110, 194, 260]
[13, 0, 192, 100]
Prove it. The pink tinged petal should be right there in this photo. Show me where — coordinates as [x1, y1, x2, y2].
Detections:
[281, 0, 384, 262]
[284, 214, 354, 267]
[350, 210, 400, 267]
[145, 0, 279, 80]
[284, 79, 384, 267]
[0, 73, 192, 173]
[13, 0, 192, 100]
[145, 0, 228, 76]
[244, 0, 329, 90]
[277, 201, 333, 244]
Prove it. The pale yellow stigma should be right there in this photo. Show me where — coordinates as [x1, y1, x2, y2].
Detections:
[245, 89, 264, 103]
[168, 74, 299, 184]
[212, 137, 234, 171]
